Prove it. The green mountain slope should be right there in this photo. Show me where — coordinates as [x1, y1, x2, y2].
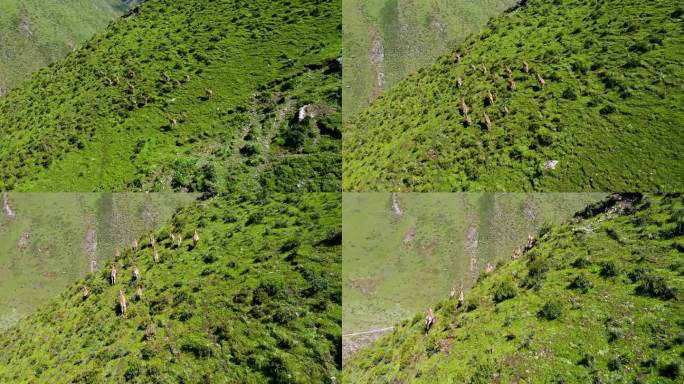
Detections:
[343, 193, 684, 383]
[0, 0, 136, 93]
[0, 193, 342, 383]
[343, 0, 517, 118]
[0, 0, 341, 192]
[0, 193, 196, 331]
[343, 0, 684, 192]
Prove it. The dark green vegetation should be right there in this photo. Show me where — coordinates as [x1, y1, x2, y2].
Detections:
[0, 0, 137, 93]
[0, 193, 341, 383]
[342, 0, 517, 118]
[0, 0, 341, 192]
[344, 193, 684, 383]
[344, 0, 684, 191]
[0, 193, 195, 331]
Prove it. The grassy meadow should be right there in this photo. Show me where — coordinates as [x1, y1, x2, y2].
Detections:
[343, 0, 684, 191]
[342, 0, 517, 118]
[0, 0, 341, 193]
[0, 193, 196, 331]
[344, 193, 684, 383]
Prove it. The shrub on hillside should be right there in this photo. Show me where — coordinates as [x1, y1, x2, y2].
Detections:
[538, 300, 563, 320]
[569, 273, 593, 293]
[600, 261, 620, 277]
[635, 273, 678, 300]
[493, 280, 517, 302]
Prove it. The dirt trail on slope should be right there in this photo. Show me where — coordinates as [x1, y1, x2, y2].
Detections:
[369, 33, 386, 92]
[3, 193, 16, 219]
[391, 193, 403, 216]
[343, 327, 394, 362]
[465, 217, 479, 283]
[84, 218, 97, 272]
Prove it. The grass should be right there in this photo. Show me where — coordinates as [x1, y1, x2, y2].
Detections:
[343, 193, 684, 383]
[0, 0, 341, 193]
[0, 193, 196, 331]
[0, 193, 342, 383]
[343, 0, 684, 191]
[0, 0, 136, 93]
[342, 193, 603, 335]
[342, 0, 518, 119]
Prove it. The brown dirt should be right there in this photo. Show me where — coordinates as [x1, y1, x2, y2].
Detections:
[465, 217, 479, 282]
[342, 327, 394, 362]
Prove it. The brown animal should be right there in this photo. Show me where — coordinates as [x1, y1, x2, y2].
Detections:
[486, 90, 494, 105]
[526, 233, 535, 249]
[483, 113, 492, 130]
[176, 234, 183, 248]
[505, 66, 513, 77]
[192, 229, 200, 247]
[455, 52, 461, 62]
[484, 262, 494, 274]
[457, 77, 463, 88]
[135, 286, 143, 301]
[132, 265, 140, 281]
[507, 78, 516, 91]
[460, 99, 469, 115]
[110, 264, 117, 285]
[149, 233, 156, 248]
[501, 105, 510, 115]
[205, 89, 213, 99]
[458, 288, 465, 307]
[512, 247, 522, 260]
[523, 60, 530, 74]
[169, 118, 178, 127]
[118, 290, 127, 316]
[153, 245, 159, 263]
[425, 308, 435, 334]
[450, 287, 457, 298]
[131, 239, 139, 253]
[169, 232, 175, 243]
[536, 73, 545, 88]
[464, 113, 472, 127]
[82, 286, 90, 300]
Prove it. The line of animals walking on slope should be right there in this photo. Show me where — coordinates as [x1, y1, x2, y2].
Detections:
[82, 228, 201, 317]
[455, 50, 547, 130]
[424, 233, 536, 335]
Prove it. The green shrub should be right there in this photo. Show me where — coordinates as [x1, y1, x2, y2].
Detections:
[569, 273, 593, 293]
[635, 273, 678, 300]
[660, 361, 680, 379]
[493, 280, 517, 302]
[562, 88, 577, 100]
[600, 261, 620, 277]
[538, 300, 563, 320]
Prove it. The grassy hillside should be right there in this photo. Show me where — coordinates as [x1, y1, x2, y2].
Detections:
[0, 0, 136, 93]
[0, 0, 341, 193]
[0, 193, 196, 331]
[342, 0, 517, 118]
[343, 0, 684, 192]
[344, 193, 684, 383]
[0, 193, 342, 383]
[343, 193, 603, 336]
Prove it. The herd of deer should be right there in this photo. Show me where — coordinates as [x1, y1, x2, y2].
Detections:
[424, 233, 536, 335]
[82, 228, 201, 317]
[455, 54, 546, 130]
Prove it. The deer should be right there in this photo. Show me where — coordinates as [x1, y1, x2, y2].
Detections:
[135, 286, 143, 301]
[460, 99, 469, 115]
[82, 286, 90, 300]
[501, 105, 510, 115]
[205, 89, 213, 99]
[483, 113, 492, 130]
[526, 233, 535, 249]
[149, 233, 156, 248]
[153, 245, 159, 263]
[536, 73, 545, 88]
[455, 52, 461, 63]
[131, 239, 139, 253]
[484, 262, 494, 274]
[507, 78, 517, 91]
[132, 265, 140, 281]
[169, 231, 176, 243]
[425, 308, 435, 335]
[118, 290, 127, 317]
[450, 287, 457, 298]
[464, 113, 472, 127]
[512, 247, 522, 260]
[523, 60, 530, 74]
[176, 234, 183, 248]
[485, 90, 494, 106]
[505, 66, 513, 77]
[169, 117, 178, 127]
[457, 77, 463, 88]
[458, 286, 465, 308]
[192, 229, 200, 247]
[110, 264, 117, 285]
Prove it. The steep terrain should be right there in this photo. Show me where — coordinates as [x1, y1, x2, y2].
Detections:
[0, 0, 137, 93]
[343, 0, 684, 191]
[0, 193, 342, 383]
[344, 193, 684, 383]
[0, 0, 341, 192]
[0, 193, 196, 331]
[343, 0, 517, 118]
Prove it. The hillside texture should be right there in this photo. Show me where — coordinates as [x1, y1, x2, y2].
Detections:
[0, 0, 341, 192]
[343, 193, 684, 383]
[342, 0, 517, 118]
[0, 0, 135, 93]
[0, 193, 342, 383]
[343, 0, 684, 192]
